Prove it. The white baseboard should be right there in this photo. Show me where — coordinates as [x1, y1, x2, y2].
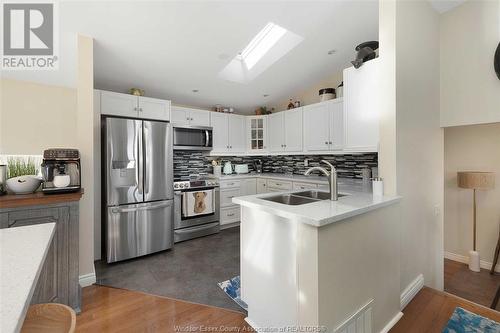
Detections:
[79, 272, 96, 288]
[444, 251, 500, 273]
[379, 312, 403, 333]
[400, 273, 424, 310]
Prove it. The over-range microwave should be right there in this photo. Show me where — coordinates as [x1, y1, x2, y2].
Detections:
[173, 125, 213, 151]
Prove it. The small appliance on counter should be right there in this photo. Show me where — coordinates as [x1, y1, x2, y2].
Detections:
[223, 161, 233, 175]
[234, 164, 249, 174]
[41, 149, 81, 194]
[0, 165, 6, 195]
[253, 159, 263, 173]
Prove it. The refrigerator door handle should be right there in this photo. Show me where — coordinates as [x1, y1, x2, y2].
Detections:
[143, 123, 150, 195]
[111, 201, 172, 214]
[137, 121, 144, 196]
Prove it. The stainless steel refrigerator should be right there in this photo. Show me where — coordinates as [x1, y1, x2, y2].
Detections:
[103, 117, 174, 263]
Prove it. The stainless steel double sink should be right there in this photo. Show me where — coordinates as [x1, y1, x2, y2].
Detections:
[262, 190, 348, 206]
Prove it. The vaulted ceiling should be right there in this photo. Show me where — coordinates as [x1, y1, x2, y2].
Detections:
[3, 1, 380, 113]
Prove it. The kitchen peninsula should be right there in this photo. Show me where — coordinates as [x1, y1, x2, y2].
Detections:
[233, 185, 402, 332]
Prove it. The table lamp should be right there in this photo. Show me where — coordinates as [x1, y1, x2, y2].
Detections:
[457, 171, 495, 272]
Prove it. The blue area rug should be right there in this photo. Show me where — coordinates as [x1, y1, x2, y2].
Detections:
[442, 307, 500, 333]
[218, 276, 248, 311]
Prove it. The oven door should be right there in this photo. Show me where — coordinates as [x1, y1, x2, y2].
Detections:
[174, 188, 219, 229]
[173, 126, 212, 150]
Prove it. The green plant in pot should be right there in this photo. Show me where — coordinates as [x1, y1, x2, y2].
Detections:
[6, 157, 42, 194]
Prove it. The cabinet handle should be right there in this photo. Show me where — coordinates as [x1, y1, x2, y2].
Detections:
[227, 213, 235, 217]
[186, 117, 190, 120]
[226, 145, 229, 148]
[329, 141, 333, 145]
[325, 141, 329, 145]
[191, 118, 194, 121]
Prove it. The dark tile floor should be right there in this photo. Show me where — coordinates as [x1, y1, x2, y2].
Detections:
[95, 227, 243, 312]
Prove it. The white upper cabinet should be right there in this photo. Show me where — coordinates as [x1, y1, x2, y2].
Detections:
[228, 114, 246, 153]
[283, 108, 303, 152]
[210, 113, 245, 154]
[246, 116, 268, 154]
[189, 109, 210, 127]
[210, 112, 229, 153]
[303, 102, 330, 152]
[171, 106, 210, 127]
[98, 90, 170, 121]
[138, 96, 171, 121]
[343, 59, 380, 152]
[303, 99, 344, 152]
[268, 108, 303, 153]
[100, 90, 138, 118]
[268, 112, 285, 152]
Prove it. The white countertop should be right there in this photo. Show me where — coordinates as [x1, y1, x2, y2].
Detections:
[232, 183, 401, 227]
[0, 223, 56, 333]
[219, 172, 349, 184]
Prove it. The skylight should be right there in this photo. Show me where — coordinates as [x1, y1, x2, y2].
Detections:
[238, 23, 287, 70]
[219, 22, 303, 84]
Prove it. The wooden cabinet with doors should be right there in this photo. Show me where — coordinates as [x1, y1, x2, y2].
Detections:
[0, 195, 82, 313]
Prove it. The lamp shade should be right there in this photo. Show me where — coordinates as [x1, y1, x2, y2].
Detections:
[457, 171, 495, 190]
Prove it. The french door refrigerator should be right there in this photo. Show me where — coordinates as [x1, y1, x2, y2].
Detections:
[103, 117, 174, 263]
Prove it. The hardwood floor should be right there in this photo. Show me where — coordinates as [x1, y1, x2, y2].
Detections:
[76, 285, 251, 333]
[444, 258, 500, 308]
[78, 283, 500, 332]
[390, 287, 500, 332]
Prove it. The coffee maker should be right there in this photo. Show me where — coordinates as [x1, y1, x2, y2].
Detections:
[41, 149, 81, 193]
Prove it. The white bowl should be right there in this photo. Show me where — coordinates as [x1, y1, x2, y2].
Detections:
[53, 175, 71, 188]
[6, 175, 42, 194]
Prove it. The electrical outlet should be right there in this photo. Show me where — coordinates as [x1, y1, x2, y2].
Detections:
[304, 159, 308, 167]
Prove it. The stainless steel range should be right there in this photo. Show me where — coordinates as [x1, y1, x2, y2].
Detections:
[173, 177, 220, 242]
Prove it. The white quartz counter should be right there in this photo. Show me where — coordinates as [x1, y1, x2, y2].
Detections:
[0, 223, 56, 333]
[233, 182, 401, 227]
[218, 172, 329, 184]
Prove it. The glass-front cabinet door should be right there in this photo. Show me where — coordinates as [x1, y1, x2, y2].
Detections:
[246, 116, 268, 153]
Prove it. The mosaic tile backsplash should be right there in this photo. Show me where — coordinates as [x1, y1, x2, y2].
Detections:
[173, 151, 378, 180]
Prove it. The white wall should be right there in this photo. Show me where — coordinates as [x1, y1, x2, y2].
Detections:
[440, 0, 500, 127]
[77, 35, 96, 278]
[444, 123, 500, 268]
[395, 0, 444, 291]
[0, 79, 77, 154]
[379, 0, 444, 296]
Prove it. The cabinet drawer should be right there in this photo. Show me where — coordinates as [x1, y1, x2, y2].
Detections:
[292, 182, 318, 190]
[220, 188, 240, 207]
[266, 179, 292, 191]
[220, 207, 240, 225]
[220, 180, 241, 189]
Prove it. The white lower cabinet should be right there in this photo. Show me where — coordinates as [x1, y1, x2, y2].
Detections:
[292, 181, 318, 190]
[257, 179, 267, 194]
[220, 188, 240, 207]
[220, 207, 240, 225]
[240, 178, 257, 196]
[267, 179, 293, 192]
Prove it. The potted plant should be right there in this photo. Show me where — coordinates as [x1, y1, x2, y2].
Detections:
[6, 157, 42, 194]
